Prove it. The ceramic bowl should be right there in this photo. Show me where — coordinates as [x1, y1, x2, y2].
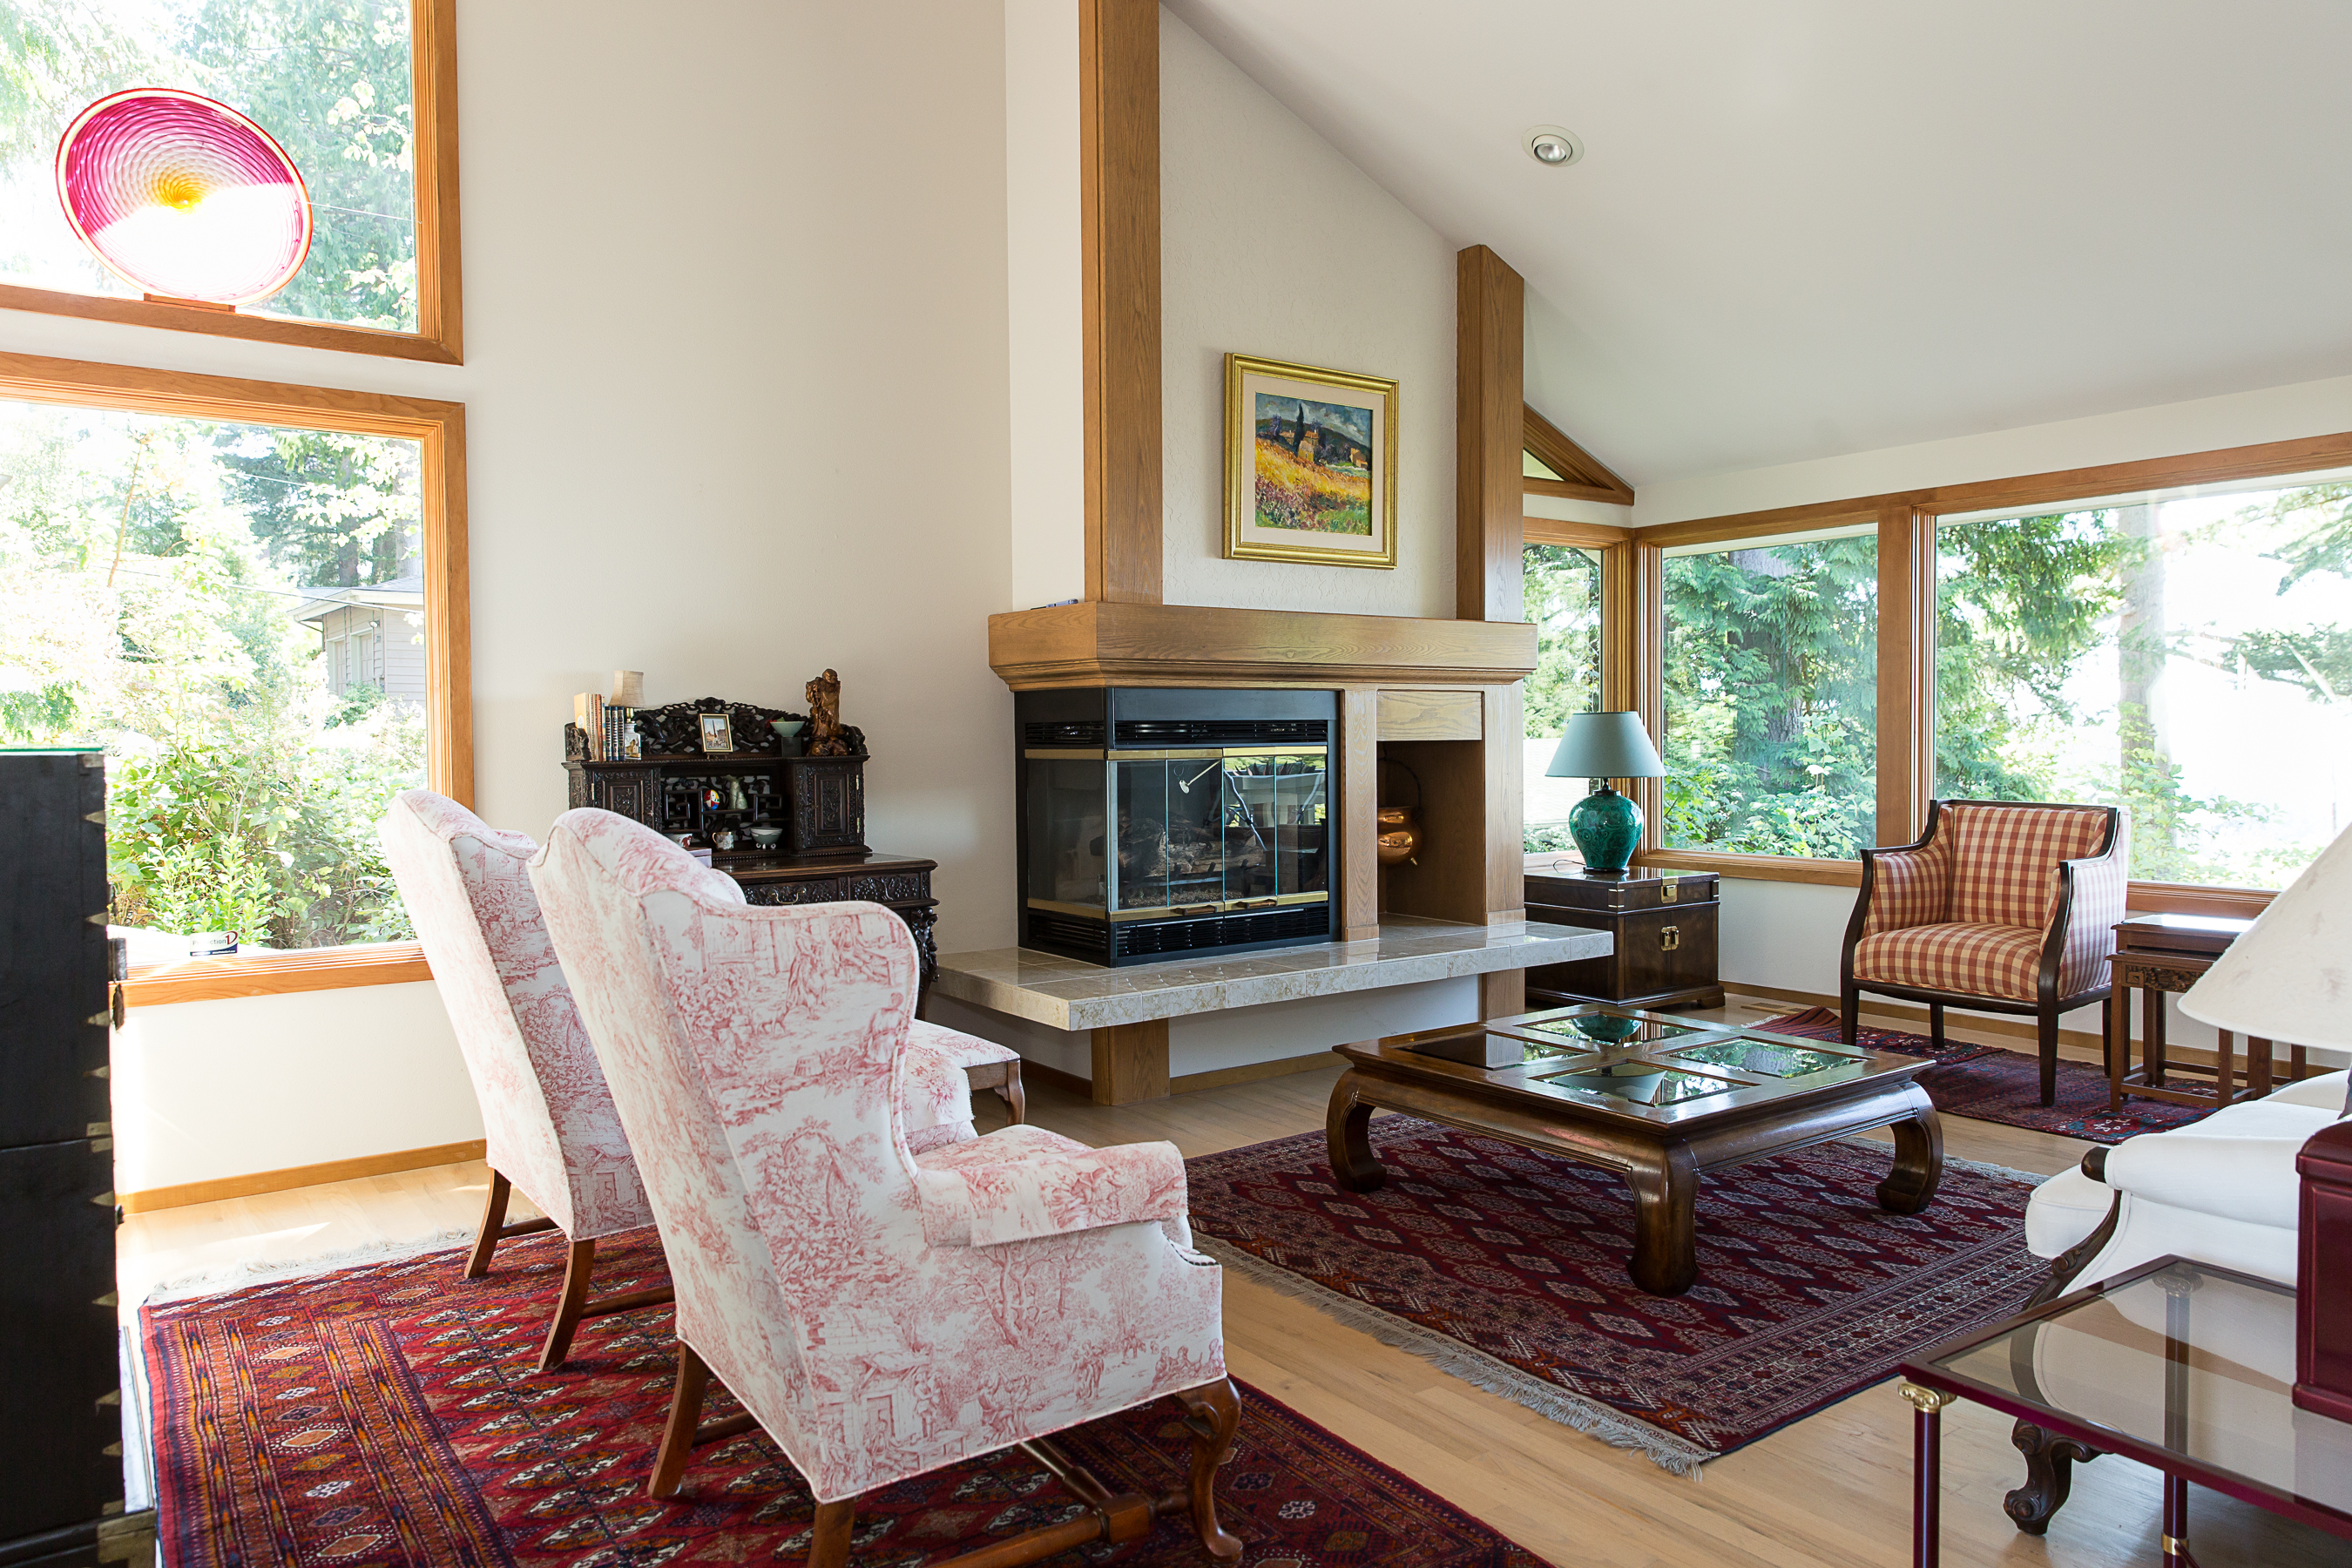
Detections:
[749, 826, 784, 848]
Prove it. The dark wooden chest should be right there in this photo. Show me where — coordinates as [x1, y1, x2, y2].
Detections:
[1524, 864, 1724, 1011]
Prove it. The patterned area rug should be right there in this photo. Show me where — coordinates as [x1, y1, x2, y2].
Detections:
[145, 1226, 1553, 1568]
[1184, 1118, 2044, 1471]
[1761, 1006, 2214, 1144]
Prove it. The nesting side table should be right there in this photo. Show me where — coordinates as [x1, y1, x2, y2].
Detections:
[2108, 913, 2304, 1112]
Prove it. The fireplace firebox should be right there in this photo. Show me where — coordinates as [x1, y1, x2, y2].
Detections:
[1015, 687, 1335, 965]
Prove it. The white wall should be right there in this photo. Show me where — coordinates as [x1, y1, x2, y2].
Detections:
[1635, 370, 2352, 527]
[2, 1, 1026, 1190]
[1005, 0, 1087, 612]
[112, 983, 476, 1192]
[1158, 7, 1456, 618]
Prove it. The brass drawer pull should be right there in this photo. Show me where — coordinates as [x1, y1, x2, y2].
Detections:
[1660, 924, 1681, 952]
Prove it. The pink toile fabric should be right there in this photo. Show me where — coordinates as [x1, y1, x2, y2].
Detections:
[529, 808, 1224, 1504]
[380, 791, 651, 1240]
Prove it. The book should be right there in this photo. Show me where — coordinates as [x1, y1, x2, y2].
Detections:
[573, 692, 606, 760]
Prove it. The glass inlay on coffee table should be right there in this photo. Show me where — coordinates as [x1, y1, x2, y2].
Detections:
[1329, 1004, 1941, 1295]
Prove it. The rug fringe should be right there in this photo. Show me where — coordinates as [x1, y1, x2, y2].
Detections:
[143, 1227, 481, 1306]
[1195, 1236, 1717, 1477]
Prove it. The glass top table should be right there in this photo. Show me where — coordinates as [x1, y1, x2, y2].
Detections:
[1896, 1256, 2352, 1566]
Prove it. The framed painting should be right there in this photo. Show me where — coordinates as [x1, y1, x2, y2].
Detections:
[1224, 353, 1397, 569]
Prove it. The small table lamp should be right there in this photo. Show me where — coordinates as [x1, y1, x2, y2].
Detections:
[2179, 823, 2352, 1421]
[1544, 711, 1665, 876]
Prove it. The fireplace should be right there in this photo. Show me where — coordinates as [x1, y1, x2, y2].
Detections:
[1014, 687, 1335, 965]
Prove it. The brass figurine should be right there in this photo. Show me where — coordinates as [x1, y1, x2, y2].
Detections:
[805, 668, 852, 756]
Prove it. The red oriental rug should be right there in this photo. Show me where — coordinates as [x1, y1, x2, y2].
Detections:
[1183, 1118, 2044, 1471]
[143, 1226, 1553, 1568]
[1760, 1007, 2215, 1144]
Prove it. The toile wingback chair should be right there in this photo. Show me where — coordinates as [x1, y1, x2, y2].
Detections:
[381, 790, 1024, 1372]
[1841, 798, 2126, 1106]
[530, 808, 1240, 1567]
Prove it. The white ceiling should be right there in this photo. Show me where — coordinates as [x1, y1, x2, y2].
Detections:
[1166, 0, 2352, 489]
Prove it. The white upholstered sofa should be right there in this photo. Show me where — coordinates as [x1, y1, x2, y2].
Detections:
[2026, 1069, 2349, 1290]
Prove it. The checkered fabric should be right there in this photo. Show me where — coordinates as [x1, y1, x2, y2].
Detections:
[1852, 923, 2044, 1003]
[2057, 848, 2129, 998]
[1861, 840, 1953, 934]
[1945, 802, 2113, 929]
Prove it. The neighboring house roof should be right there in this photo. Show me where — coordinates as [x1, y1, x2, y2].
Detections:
[290, 572, 426, 627]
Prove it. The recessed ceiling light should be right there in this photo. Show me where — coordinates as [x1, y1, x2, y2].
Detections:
[1524, 125, 1583, 167]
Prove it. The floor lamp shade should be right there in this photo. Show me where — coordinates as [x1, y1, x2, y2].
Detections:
[56, 88, 311, 305]
[2179, 822, 2352, 1051]
[1545, 713, 1664, 875]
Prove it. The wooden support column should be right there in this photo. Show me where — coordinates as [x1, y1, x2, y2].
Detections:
[1091, 1019, 1169, 1105]
[1456, 245, 1524, 623]
[1876, 501, 1937, 848]
[1479, 679, 1525, 1017]
[1078, 0, 1161, 605]
[1340, 686, 1381, 942]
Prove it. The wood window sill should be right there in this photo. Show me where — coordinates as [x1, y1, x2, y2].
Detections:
[122, 942, 433, 1008]
[1634, 848, 2281, 921]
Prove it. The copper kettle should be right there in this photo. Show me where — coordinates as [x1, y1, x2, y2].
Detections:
[1376, 805, 1420, 866]
[1376, 758, 1422, 866]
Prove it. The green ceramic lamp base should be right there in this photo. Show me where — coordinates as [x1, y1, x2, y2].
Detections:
[1569, 784, 1644, 875]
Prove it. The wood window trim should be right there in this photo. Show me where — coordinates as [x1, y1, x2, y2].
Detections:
[1523, 402, 1634, 505]
[123, 941, 433, 1008]
[1524, 516, 1628, 549]
[1620, 428, 2352, 889]
[0, 0, 462, 365]
[0, 347, 472, 1004]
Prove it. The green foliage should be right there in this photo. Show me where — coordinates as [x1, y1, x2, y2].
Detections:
[214, 425, 420, 587]
[1523, 544, 1601, 737]
[1932, 513, 2127, 800]
[2232, 624, 2352, 702]
[0, 402, 422, 950]
[1660, 537, 1877, 858]
[2256, 483, 2352, 590]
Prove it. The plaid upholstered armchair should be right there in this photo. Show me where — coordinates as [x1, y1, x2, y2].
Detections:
[1841, 799, 2127, 1105]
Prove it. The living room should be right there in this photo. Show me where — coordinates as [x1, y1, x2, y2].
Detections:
[3, 3, 2348, 1565]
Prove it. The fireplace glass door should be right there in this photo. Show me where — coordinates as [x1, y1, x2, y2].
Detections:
[1111, 747, 1328, 917]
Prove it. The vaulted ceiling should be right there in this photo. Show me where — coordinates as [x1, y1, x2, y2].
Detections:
[1166, 0, 2352, 489]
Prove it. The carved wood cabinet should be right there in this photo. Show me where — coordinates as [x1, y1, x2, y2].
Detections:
[561, 697, 936, 981]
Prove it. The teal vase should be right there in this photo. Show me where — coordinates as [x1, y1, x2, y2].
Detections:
[1568, 785, 1642, 875]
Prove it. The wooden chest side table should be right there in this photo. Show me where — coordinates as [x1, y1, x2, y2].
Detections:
[727, 849, 941, 985]
[2108, 912, 2305, 1111]
[1523, 863, 1723, 1010]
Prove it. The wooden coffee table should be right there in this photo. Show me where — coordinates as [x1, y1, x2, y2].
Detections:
[1326, 1004, 1943, 1296]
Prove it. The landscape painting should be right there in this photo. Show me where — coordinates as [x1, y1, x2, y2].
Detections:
[1224, 354, 1398, 568]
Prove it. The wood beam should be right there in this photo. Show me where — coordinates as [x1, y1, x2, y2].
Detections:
[1523, 402, 1633, 504]
[1078, 0, 1161, 605]
[1456, 246, 1524, 622]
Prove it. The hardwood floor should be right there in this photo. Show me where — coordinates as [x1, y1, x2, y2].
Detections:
[119, 995, 2337, 1567]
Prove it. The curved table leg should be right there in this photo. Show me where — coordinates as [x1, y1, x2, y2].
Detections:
[1326, 1071, 1385, 1193]
[2004, 1420, 2100, 1536]
[1878, 1089, 1945, 1214]
[1626, 1145, 1700, 1296]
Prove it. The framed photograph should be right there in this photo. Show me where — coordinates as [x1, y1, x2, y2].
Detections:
[1224, 352, 1397, 569]
[698, 713, 733, 754]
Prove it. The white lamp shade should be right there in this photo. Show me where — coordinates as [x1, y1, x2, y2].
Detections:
[2180, 822, 2352, 1050]
[611, 669, 645, 708]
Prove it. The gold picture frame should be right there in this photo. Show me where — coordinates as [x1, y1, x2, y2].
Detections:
[1223, 352, 1398, 569]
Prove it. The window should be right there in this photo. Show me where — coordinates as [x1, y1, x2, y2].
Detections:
[1523, 542, 1603, 852]
[0, 395, 432, 952]
[1660, 524, 1878, 859]
[0, 0, 457, 359]
[1936, 473, 2352, 889]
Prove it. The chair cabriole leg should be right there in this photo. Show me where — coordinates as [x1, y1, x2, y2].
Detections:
[466, 1169, 510, 1279]
[539, 1237, 596, 1370]
[1002, 1060, 1026, 1125]
[1841, 980, 1861, 1049]
[808, 1499, 857, 1568]
[649, 1342, 711, 1497]
[1171, 1376, 1244, 1561]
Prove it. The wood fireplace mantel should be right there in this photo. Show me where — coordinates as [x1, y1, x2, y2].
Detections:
[986, 600, 1538, 690]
